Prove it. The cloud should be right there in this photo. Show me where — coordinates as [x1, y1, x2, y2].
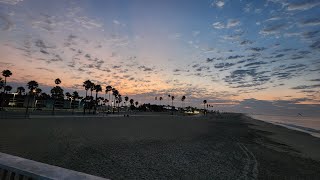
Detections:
[291, 84, 320, 90]
[192, 31, 200, 37]
[74, 16, 102, 29]
[227, 55, 244, 59]
[211, 0, 225, 8]
[287, 1, 320, 11]
[138, 65, 154, 72]
[0, 0, 22, 5]
[244, 61, 268, 67]
[300, 18, 320, 26]
[212, 22, 225, 29]
[240, 40, 253, 45]
[227, 19, 240, 28]
[249, 47, 266, 52]
[259, 23, 286, 35]
[0, 14, 13, 31]
[214, 63, 235, 69]
[212, 19, 240, 29]
[310, 40, 320, 50]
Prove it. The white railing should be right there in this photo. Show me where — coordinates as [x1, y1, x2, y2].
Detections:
[0, 152, 108, 180]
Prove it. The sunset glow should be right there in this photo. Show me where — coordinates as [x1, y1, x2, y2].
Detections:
[0, 0, 319, 113]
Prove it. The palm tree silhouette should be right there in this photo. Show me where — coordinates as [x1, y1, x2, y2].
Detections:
[125, 96, 129, 111]
[181, 95, 186, 109]
[71, 91, 80, 114]
[25, 80, 39, 117]
[94, 84, 102, 114]
[130, 98, 134, 110]
[159, 97, 163, 106]
[51, 78, 63, 115]
[171, 96, 175, 107]
[4, 85, 12, 93]
[17, 86, 25, 95]
[83, 80, 92, 98]
[168, 94, 171, 106]
[0, 78, 4, 91]
[203, 100, 207, 115]
[83, 80, 92, 114]
[2, 70, 12, 93]
[27, 81, 39, 94]
[105, 85, 112, 111]
[54, 78, 61, 85]
[94, 84, 102, 101]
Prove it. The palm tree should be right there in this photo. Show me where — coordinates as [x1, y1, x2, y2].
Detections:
[71, 91, 80, 114]
[25, 80, 39, 117]
[54, 78, 61, 85]
[130, 98, 134, 110]
[4, 86, 12, 92]
[181, 95, 186, 109]
[203, 100, 207, 115]
[90, 82, 95, 98]
[105, 85, 112, 111]
[171, 95, 175, 107]
[27, 81, 39, 94]
[112, 88, 119, 113]
[124, 96, 129, 111]
[159, 97, 163, 106]
[94, 84, 102, 101]
[2, 70, 12, 93]
[94, 84, 102, 114]
[83, 80, 92, 98]
[51, 86, 64, 115]
[17, 86, 25, 95]
[51, 78, 63, 115]
[0, 78, 4, 91]
[168, 94, 171, 106]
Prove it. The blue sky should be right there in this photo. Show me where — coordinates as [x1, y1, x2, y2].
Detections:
[0, 0, 319, 114]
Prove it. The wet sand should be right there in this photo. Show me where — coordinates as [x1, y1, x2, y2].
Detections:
[0, 113, 320, 179]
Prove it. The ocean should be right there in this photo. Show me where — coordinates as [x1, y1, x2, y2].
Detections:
[249, 114, 320, 138]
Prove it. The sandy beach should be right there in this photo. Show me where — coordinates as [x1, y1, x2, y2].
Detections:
[1, 112, 320, 179]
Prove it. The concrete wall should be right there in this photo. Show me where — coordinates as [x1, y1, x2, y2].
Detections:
[0, 152, 108, 180]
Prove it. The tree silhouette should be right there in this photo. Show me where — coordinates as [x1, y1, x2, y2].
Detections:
[171, 95, 175, 107]
[51, 79, 63, 115]
[27, 81, 39, 94]
[135, 101, 139, 107]
[90, 82, 95, 98]
[17, 86, 25, 95]
[4, 85, 12, 92]
[130, 98, 134, 110]
[203, 100, 207, 115]
[124, 96, 129, 111]
[2, 70, 12, 93]
[159, 97, 163, 106]
[181, 95, 186, 109]
[105, 85, 112, 111]
[83, 80, 92, 98]
[25, 80, 39, 117]
[94, 84, 102, 101]
[54, 78, 61, 85]
[94, 84, 102, 114]
[71, 91, 80, 114]
[0, 78, 4, 91]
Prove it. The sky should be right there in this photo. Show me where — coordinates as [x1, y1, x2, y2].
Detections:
[0, 0, 319, 115]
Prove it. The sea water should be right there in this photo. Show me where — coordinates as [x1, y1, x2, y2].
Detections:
[249, 114, 320, 138]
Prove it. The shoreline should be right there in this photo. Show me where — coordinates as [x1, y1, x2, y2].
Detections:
[248, 114, 320, 139]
